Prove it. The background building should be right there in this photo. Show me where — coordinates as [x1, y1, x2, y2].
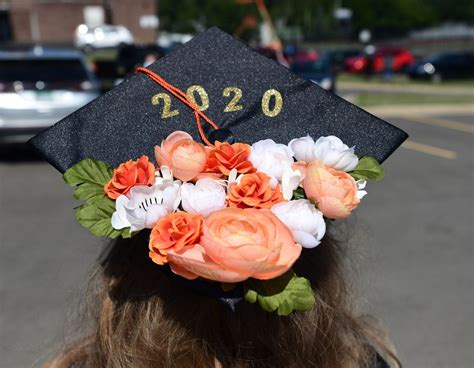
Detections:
[0, 0, 156, 43]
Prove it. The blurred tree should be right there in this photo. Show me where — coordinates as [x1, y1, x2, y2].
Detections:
[157, 0, 474, 40]
[429, 0, 474, 23]
[158, 0, 257, 39]
[346, 0, 437, 38]
[268, 0, 337, 40]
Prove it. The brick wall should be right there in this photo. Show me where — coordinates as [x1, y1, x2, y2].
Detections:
[111, 0, 156, 43]
[9, 0, 156, 43]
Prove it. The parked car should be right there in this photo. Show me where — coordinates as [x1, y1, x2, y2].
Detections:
[284, 46, 319, 64]
[290, 59, 336, 93]
[408, 51, 474, 82]
[157, 32, 193, 52]
[319, 49, 361, 74]
[116, 44, 165, 75]
[0, 47, 100, 143]
[345, 47, 415, 74]
[74, 24, 134, 51]
[92, 44, 165, 91]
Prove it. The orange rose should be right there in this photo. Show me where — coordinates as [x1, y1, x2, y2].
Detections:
[166, 208, 302, 282]
[155, 131, 207, 182]
[228, 172, 284, 209]
[205, 141, 255, 176]
[104, 155, 155, 199]
[303, 160, 360, 219]
[149, 212, 204, 265]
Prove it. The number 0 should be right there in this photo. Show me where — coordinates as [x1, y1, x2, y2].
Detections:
[186, 85, 209, 111]
[261, 89, 283, 117]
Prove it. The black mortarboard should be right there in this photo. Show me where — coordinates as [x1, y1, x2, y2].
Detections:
[30, 27, 407, 173]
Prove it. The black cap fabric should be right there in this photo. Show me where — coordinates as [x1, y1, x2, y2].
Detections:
[30, 27, 407, 173]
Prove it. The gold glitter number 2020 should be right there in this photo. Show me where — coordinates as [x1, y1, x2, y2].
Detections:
[151, 87, 282, 118]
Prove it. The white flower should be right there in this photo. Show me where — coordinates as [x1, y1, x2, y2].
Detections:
[155, 166, 174, 184]
[281, 167, 303, 200]
[288, 135, 315, 162]
[248, 139, 294, 186]
[271, 199, 326, 248]
[356, 180, 368, 200]
[111, 179, 181, 232]
[289, 135, 358, 172]
[181, 178, 227, 216]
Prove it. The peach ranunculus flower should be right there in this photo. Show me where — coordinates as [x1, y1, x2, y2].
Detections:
[155, 131, 207, 182]
[149, 212, 204, 265]
[166, 208, 302, 282]
[228, 172, 284, 209]
[104, 155, 156, 199]
[303, 160, 360, 219]
[205, 141, 255, 177]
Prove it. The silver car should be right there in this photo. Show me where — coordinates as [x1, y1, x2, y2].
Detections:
[74, 24, 134, 51]
[0, 47, 100, 143]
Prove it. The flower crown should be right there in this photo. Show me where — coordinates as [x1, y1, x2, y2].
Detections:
[64, 131, 383, 315]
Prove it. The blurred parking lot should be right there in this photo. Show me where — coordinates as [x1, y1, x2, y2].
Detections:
[1, 0, 473, 367]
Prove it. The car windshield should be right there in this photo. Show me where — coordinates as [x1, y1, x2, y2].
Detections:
[426, 53, 448, 63]
[96, 26, 118, 33]
[0, 58, 89, 83]
[292, 60, 329, 73]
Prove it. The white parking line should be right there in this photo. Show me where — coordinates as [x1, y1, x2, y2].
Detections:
[403, 115, 474, 134]
[402, 140, 457, 160]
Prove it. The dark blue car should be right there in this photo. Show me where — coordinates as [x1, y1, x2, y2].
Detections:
[290, 59, 336, 93]
[408, 51, 474, 82]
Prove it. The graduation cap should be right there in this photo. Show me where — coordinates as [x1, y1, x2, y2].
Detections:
[29, 28, 408, 313]
[30, 27, 407, 173]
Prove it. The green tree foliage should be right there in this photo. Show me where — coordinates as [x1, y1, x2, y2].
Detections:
[157, 0, 474, 40]
[158, 0, 257, 36]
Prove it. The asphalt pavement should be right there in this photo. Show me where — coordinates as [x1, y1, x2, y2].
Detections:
[0, 112, 473, 368]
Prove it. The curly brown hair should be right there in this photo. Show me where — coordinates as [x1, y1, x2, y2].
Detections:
[44, 225, 400, 368]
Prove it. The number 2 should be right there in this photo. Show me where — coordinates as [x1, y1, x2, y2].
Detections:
[151, 93, 179, 119]
[223, 87, 243, 112]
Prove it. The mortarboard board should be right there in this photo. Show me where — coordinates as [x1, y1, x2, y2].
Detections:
[29, 27, 407, 173]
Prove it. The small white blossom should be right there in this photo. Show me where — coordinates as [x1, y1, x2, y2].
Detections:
[356, 180, 368, 200]
[289, 135, 359, 172]
[249, 139, 294, 186]
[181, 178, 227, 216]
[281, 167, 303, 201]
[155, 166, 174, 183]
[271, 199, 326, 248]
[288, 135, 315, 162]
[111, 175, 181, 232]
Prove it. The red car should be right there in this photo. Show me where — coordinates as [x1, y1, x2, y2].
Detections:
[345, 47, 415, 74]
[256, 47, 318, 66]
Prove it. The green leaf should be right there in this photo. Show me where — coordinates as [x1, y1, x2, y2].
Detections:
[63, 159, 113, 202]
[350, 156, 384, 181]
[243, 270, 315, 316]
[292, 187, 307, 200]
[75, 196, 131, 239]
